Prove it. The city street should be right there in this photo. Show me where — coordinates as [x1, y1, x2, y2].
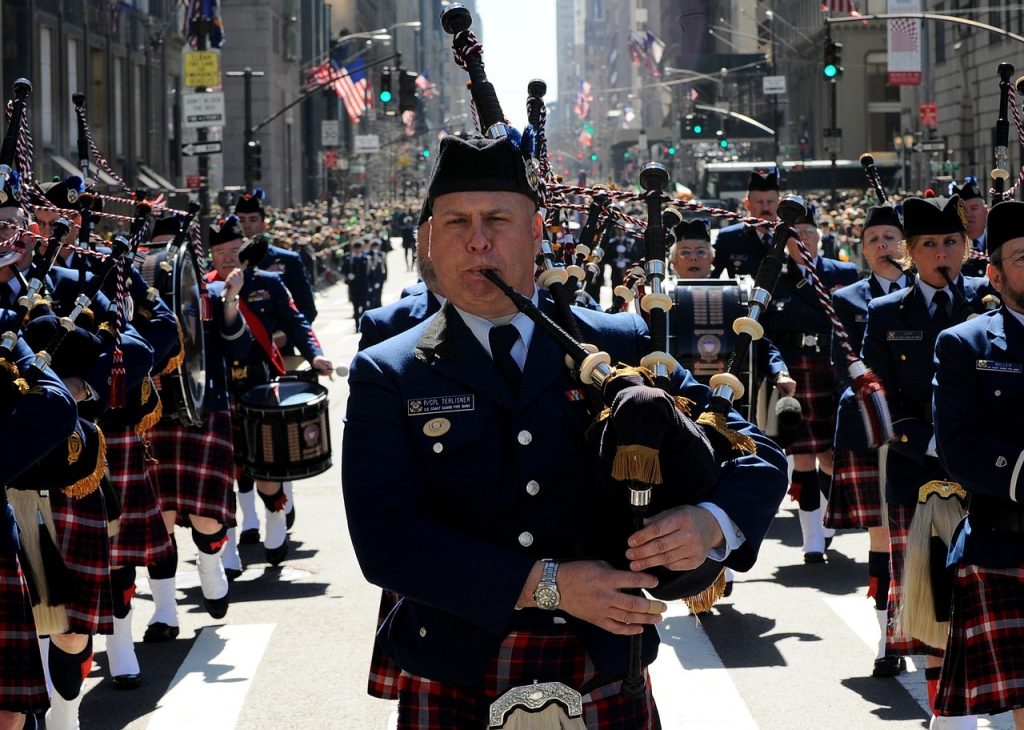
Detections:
[75, 249, 1014, 730]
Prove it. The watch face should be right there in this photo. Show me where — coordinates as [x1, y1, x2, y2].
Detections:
[535, 585, 560, 610]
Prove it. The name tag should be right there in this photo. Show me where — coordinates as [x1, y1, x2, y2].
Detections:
[976, 360, 1022, 373]
[887, 330, 923, 341]
[407, 395, 475, 416]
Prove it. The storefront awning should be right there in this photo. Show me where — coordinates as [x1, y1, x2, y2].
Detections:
[138, 164, 177, 191]
[47, 153, 120, 187]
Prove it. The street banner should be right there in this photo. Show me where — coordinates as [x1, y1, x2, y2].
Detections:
[887, 0, 922, 86]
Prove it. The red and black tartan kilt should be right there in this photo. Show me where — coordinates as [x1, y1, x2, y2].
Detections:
[825, 448, 884, 529]
[367, 589, 401, 700]
[0, 508, 48, 713]
[106, 427, 173, 567]
[146, 410, 237, 528]
[886, 502, 942, 657]
[50, 485, 113, 636]
[395, 628, 660, 730]
[936, 563, 1024, 717]
[786, 354, 837, 455]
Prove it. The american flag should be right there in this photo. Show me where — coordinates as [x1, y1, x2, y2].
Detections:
[821, 0, 862, 18]
[573, 80, 592, 120]
[307, 47, 372, 123]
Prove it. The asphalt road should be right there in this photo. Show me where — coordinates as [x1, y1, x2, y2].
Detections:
[77, 248, 1013, 729]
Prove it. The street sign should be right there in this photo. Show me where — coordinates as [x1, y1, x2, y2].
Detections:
[183, 92, 225, 129]
[919, 102, 938, 128]
[180, 140, 223, 157]
[354, 134, 381, 154]
[915, 141, 946, 153]
[823, 127, 843, 138]
[183, 51, 221, 88]
[321, 120, 340, 147]
[186, 174, 203, 189]
[762, 76, 786, 95]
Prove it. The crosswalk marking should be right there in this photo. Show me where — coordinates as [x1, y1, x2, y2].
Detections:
[650, 602, 758, 728]
[146, 624, 275, 730]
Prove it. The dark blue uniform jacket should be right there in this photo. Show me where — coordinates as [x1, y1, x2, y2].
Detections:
[342, 300, 788, 686]
[711, 223, 771, 278]
[359, 288, 441, 351]
[260, 241, 318, 324]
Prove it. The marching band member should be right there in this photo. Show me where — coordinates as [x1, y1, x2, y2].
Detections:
[861, 195, 986, 729]
[950, 178, 989, 278]
[827, 204, 911, 676]
[711, 170, 780, 278]
[144, 221, 252, 641]
[207, 216, 331, 567]
[342, 134, 788, 727]
[762, 207, 859, 562]
[933, 200, 1024, 729]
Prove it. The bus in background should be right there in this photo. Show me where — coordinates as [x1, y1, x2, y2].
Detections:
[698, 157, 902, 203]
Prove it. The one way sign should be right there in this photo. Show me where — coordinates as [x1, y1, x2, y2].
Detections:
[180, 140, 223, 157]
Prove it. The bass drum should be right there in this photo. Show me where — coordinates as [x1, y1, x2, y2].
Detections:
[140, 244, 206, 427]
[669, 277, 756, 421]
[236, 377, 332, 481]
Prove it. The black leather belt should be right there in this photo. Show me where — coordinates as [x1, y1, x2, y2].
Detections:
[970, 498, 1024, 533]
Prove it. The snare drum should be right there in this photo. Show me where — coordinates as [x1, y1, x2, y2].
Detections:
[669, 277, 757, 420]
[237, 378, 332, 481]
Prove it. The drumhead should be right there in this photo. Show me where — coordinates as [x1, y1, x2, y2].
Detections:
[241, 379, 327, 409]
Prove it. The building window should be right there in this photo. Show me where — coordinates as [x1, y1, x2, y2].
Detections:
[68, 39, 80, 150]
[133, 65, 144, 158]
[865, 52, 900, 151]
[114, 60, 124, 157]
[991, 0, 1003, 44]
[40, 28, 54, 145]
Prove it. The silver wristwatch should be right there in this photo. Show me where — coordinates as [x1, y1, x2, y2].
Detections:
[532, 559, 561, 610]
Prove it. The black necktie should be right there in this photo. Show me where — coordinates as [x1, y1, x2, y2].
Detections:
[932, 290, 951, 330]
[489, 324, 522, 392]
[889, 280, 901, 294]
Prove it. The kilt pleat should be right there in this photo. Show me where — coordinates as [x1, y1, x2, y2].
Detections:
[936, 563, 1024, 717]
[146, 410, 237, 528]
[786, 355, 837, 455]
[886, 502, 942, 657]
[367, 590, 402, 700]
[50, 486, 113, 635]
[395, 628, 660, 730]
[106, 428, 173, 567]
[825, 448, 884, 529]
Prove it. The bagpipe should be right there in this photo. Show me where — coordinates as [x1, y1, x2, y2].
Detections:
[440, 4, 788, 720]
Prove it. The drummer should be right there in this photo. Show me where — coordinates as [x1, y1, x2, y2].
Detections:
[206, 215, 332, 568]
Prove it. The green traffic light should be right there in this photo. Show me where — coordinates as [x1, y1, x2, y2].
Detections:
[719, 139, 729, 149]
[668, 146, 676, 156]
[623, 151, 631, 159]
[379, 90, 393, 103]
[422, 149, 430, 158]
[823, 64, 838, 79]
[693, 124, 703, 135]
[590, 153, 598, 161]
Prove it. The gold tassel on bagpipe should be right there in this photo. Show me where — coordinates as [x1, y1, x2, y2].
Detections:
[0, 356, 30, 396]
[159, 323, 186, 376]
[695, 411, 758, 455]
[62, 426, 107, 499]
[134, 377, 163, 435]
[684, 567, 727, 615]
[7, 489, 70, 636]
[611, 445, 662, 485]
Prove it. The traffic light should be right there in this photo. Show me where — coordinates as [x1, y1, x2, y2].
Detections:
[590, 153, 598, 162]
[681, 113, 708, 139]
[823, 39, 843, 80]
[399, 71, 418, 113]
[668, 146, 676, 156]
[379, 68, 393, 104]
[421, 148, 430, 159]
[244, 139, 262, 181]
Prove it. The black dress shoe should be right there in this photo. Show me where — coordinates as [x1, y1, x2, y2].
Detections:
[872, 655, 906, 677]
[239, 528, 260, 545]
[803, 551, 826, 564]
[825, 536, 834, 550]
[265, 540, 289, 567]
[723, 580, 734, 598]
[111, 673, 142, 690]
[203, 595, 229, 620]
[285, 505, 296, 530]
[142, 622, 180, 643]
[225, 566, 243, 582]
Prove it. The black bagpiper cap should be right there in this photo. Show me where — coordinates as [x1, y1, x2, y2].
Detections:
[748, 170, 779, 192]
[949, 178, 984, 202]
[43, 175, 86, 211]
[986, 199, 1024, 256]
[902, 195, 966, 238]
[151, 215, 182, 240]
[674, 219, 710, 242]
[234, 190, 266, 215]
[209, 215, 244, 247]
[864, 205, 904, 234]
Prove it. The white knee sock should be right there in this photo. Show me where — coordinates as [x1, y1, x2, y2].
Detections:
[821, 491, 836, 540]
[264, 507, 288, 551]
[875, 608, 888, 659]
[797, 507, 826, 553]
[107, 610, 140, 677]
[222, 528, 243, 572]
[929, 714, 977, 729]
[46, 690, 83, 730]
[196, 546, 228, 601]
[147, 577, 179, 627]
[283, 481, 294, 515]
[238, 488, 259, 531]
